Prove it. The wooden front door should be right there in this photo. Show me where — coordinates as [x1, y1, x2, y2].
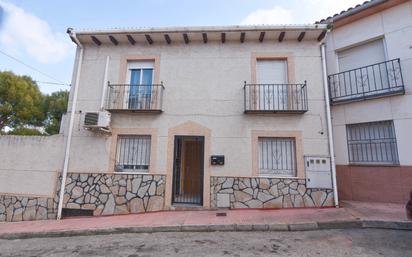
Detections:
[172, 136, 204, 205]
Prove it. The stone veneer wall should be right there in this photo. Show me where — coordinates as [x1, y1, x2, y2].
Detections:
[210, 176, 334, 208]
[0, 195, 57, 222]
[62, 173, 166, 216]
[0, 173, 166, 222]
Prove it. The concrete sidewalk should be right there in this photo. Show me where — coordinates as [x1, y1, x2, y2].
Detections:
[0, 201, 411, 239]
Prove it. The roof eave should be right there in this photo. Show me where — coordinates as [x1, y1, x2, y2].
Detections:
[74, 24, 328, 36]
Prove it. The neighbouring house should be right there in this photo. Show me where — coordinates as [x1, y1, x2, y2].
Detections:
[320, 0, 412, 203]
[1, 24, 336, 221]
[56, 24, 336, 217]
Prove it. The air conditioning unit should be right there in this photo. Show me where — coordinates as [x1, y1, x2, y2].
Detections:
[84, 111, 111, 129]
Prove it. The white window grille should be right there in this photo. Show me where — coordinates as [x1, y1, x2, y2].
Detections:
[116, 135, 151, 172]
[346, 120, 399, 165]
[258, 137, 296, 176]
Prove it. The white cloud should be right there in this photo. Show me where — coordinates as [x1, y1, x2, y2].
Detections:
[241, 0, 365, 25]
[0, 1, 71, 64]
[241, 6, 293, 25]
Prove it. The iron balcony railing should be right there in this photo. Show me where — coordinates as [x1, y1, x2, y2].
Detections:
[105, 83, 164, 112]
[328, 58, 404, 104]
[244, 82, 308, 113]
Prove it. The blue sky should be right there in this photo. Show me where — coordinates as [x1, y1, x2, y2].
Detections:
[0, 0, 364, 94]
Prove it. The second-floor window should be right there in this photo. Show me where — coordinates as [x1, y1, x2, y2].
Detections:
[256, 59, 288, 110]
[127, 61, 154, 109]
[329, 38, 404, 103]
[337, 39, 386, 72]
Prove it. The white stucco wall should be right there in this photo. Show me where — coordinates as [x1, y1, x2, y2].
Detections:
[0, 136, 64, 196]
[64, 37, 330, 177]
[325, 1, 412, 165]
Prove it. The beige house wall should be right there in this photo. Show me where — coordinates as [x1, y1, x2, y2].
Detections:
[0, 135, 64, 197]
[325, 1, 412, 165]
[64, 39, 330, 180]
[14, 33, 333, 211]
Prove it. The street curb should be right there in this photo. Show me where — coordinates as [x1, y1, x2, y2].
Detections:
[0, 220, 411, 240]
[288, 222, 318, 231]
[317, 220, 362, 229]
[268, 223, 289, 231]
[362, 220, 412, 230]
[208, 224, 237, 231]
[151, 225, 181, 232]
[181, 225, 209, 232]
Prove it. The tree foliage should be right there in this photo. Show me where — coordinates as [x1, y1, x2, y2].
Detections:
[44, 90, 69, 135]
[0, 71, 45, 131]
[0, 71, 69, 135]
[7, 127, 44, 136]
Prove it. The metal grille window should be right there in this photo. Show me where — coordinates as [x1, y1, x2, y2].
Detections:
[258, 137, 296, 176]
[116, 135, 151, 172]
[346, 121, 399, 165]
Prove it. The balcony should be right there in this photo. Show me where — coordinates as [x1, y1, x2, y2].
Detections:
[244, 83, 308, 113]
[105, 83, 164, 112]
[328, 59, 405, 105]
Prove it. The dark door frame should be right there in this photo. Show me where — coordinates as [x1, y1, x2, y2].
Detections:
[172, 135, 204, 206]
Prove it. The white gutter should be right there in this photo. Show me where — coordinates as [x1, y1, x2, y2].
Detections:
[320, 43, 339, 207]
[100, 56, 110, 110]
[57, 28, 84, 219]
[75, 24, 328, 36]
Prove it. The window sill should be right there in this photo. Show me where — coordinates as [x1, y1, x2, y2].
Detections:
[113, 171, 150, 175]
[258, 175, 304, 180]
[348, 163, 400, 167]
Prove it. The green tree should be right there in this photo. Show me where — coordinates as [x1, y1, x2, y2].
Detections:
[44, 90, 69, 135]
[0, 71, 45, 131]
[7, 127, 43, 136]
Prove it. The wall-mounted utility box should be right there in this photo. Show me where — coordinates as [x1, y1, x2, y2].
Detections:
[211, 155, 225, 165]
[305, 156, 332, 189]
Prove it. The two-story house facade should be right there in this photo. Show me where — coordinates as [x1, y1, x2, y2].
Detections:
[56, 25, 336, 217]
[321, 0, 412, 204]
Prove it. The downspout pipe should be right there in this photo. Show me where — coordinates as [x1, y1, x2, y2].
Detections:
[57, 28, 84, 219]
[320, 43, 339, 207]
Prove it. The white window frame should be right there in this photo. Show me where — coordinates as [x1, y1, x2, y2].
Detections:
[115, 135, 152, 173]
[346, 120, 399, 165]
[124, 61, 155, 109]
[258, 137, 297, 177]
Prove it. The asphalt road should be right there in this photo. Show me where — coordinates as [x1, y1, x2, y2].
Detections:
[0, 229, 411, 257]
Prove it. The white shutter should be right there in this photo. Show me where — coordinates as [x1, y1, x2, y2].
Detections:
[256, 60, 288, 110]
[127, 61, 154, 70]
[337, 39, 385, 72]
[256, 60, 288, 84]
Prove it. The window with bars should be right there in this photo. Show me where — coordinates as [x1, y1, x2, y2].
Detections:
[258, 137, 297, 177]
[115, 135, 151, 172]
[346, 120, 399, 165]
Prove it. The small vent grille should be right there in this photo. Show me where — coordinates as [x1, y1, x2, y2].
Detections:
[62, 208, 94, 217]
[84, 112, 99, 126]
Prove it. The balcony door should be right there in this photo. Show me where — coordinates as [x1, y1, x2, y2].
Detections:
[126, 61, 154, 109]
[256, 59, 288, 110]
